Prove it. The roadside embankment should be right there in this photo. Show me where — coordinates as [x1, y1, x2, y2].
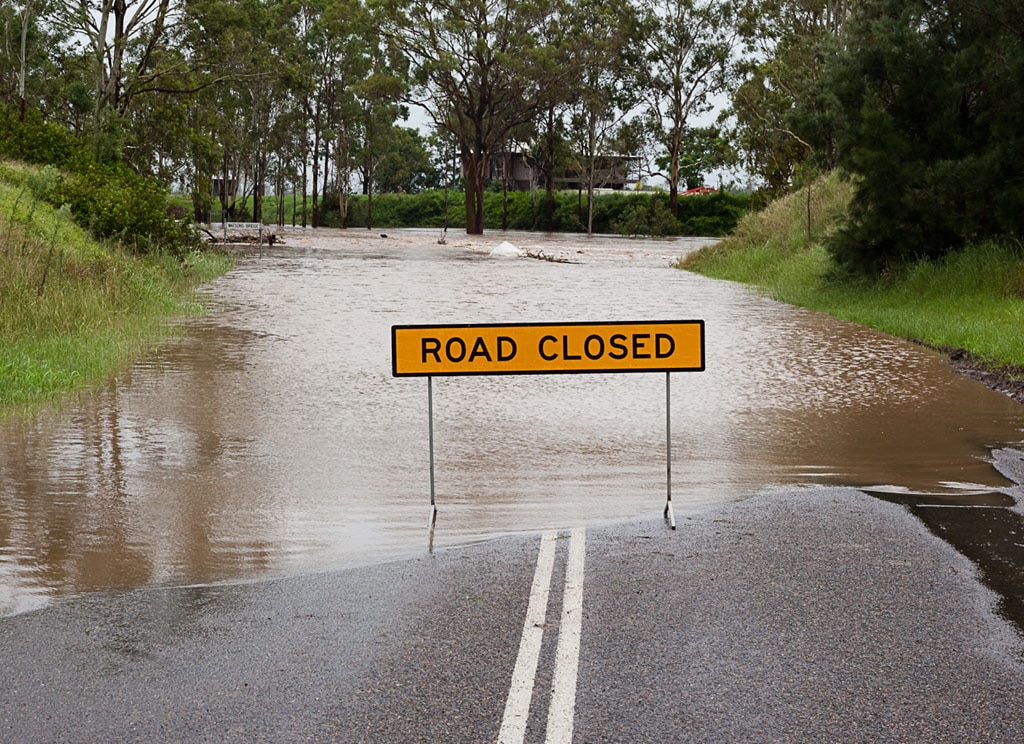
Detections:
[680, 173, 1024, 403]
[0, 162, 231, 410]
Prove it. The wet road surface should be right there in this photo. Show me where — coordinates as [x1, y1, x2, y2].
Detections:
[2, 487, 1023, 743]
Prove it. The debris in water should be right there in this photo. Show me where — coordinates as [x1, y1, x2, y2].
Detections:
[524, 248, 576, 264]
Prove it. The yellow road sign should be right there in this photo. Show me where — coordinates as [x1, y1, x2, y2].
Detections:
[392, 320, 704, 376]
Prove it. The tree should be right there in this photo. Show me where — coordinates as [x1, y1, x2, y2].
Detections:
[661, 124, 731, 190]
[728, 1, 855, 196]
[348, 4, 407, 228]
[381, 0, 561, 234]
[636, 0, 737, 216]
[801, 0, 1024, 273]
[353, 76, 405, 227]
[1, 1, 73, 123]
[5, 0, 36, 118]
[53, 0, 183, 154]
[374, 126, 440, 193]
[563, 0, 643, 234]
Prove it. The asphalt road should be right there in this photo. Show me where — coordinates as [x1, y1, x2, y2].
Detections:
[3, 486, 1024, 743]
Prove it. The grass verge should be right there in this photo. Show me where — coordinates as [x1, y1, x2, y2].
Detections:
[1, 171, 232, 412]
[680, 172, 1024, 381]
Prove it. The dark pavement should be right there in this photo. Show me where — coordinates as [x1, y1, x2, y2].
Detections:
[3, 486, 1024, 742]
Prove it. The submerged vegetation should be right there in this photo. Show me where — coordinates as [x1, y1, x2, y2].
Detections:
[0, 163, 230, 410]
[681, 173, 1024, 376]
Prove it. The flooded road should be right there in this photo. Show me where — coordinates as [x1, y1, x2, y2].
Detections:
[2, 228, 1023, 616]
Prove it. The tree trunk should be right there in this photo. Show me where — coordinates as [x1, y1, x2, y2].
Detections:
[311, 107, 321, 228]
[301, 122, 309, 228]
[462, 149, 476, 233]
[336, 124, 349, 228]
[322, 149, 330, 222]
[18, 0, 31, 122]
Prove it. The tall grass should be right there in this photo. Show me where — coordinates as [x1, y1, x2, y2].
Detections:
[1, 176, 231, 409]
[681, 173, 1024, 371]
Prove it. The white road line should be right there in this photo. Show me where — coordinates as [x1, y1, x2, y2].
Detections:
[545, 527, 586, 744]
[498, 530, 558, 744]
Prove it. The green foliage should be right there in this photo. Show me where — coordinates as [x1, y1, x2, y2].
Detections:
[0, 107, 201, 256]
[373, 127, 442, 193]
[0, 171, 231, 409]
[730, 1, 849, 196]
[611, 195, 679, 237]
[329, 191, 465, 229]
[321, 186, 749, 236]
[49, 165, 200, 256]
[799, 0, 1024, 275]
[0, 108, 85, 167]
[682, 175, 1024, 370]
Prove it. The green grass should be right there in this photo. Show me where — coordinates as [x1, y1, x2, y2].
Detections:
[1, 170, 232, 411]
[681, 172, 1024, 372]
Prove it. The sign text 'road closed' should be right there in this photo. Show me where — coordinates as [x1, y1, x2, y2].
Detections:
[391, 320, 704, 376]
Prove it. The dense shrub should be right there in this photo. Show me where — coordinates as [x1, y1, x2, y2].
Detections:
[49, 165, 199, 256]
[612, 195, 679, 236]
[333, 191, 466, 229]
[0, 106, 200, 256]
[798, 0, 1024, 275]
[0, 108, 84, 168]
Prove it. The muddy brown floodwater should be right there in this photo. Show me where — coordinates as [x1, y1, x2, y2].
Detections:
[2, 228, 1023, 617]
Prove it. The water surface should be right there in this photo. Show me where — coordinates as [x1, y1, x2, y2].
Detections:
[2, 229, 1022, 615]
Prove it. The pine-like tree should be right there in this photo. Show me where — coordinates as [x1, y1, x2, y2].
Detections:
[800, 0, 1024, 274]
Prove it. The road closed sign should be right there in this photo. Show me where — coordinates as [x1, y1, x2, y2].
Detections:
[391, 320, 704, 377]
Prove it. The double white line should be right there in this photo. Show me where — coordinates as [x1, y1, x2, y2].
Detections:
[498, 528, 587, 744]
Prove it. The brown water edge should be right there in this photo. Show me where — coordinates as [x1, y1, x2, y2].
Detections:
[2, 228, 1024, 617]
[865, 447, 1024, 638]
[940, 346, 1024, 406]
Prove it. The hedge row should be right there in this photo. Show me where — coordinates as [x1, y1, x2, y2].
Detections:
[323, 188, 750, 237]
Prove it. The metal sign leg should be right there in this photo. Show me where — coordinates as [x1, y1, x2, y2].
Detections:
[664, 371, 675, 529]
[428, 376, 438, 528]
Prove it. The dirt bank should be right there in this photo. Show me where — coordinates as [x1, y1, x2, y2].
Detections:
[940, 347, 1024, 406]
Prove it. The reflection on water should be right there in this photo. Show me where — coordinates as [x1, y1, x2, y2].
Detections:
[2, 228, 1023, 615]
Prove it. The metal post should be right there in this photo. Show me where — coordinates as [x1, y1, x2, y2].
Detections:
[428, 376, 438, 527]
[664, 371, 675, 529]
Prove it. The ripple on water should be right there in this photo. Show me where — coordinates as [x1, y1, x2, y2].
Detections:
[1, 228, 1022, 613]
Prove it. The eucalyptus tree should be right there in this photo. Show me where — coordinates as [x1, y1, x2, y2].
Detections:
[522, 1, 576, 231]
[562, 0, 644, 234]
[728, 0, 854, 195]
[352, 73, 407, 227]
[634, 0, 738, 217]
[175, 0, 270, 220]
[1, 0, 56, 119]
[374, 126, 438, 193]
[51, 0, 185, 155]
[340, 0, 407, 228]
[380, 0, 561, 234]
[283, 0, 380, 227]
[287, 0, 332, 226]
